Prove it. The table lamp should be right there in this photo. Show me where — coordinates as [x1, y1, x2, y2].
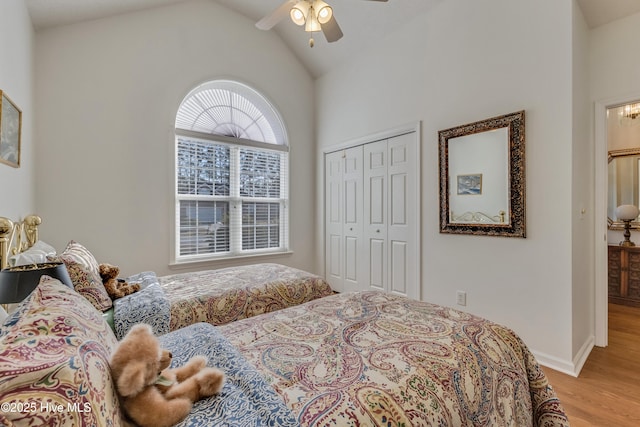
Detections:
[0, 262, 73, 312]
[615, 204, 640, 247]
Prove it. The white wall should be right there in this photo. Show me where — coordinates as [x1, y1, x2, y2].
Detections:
[0, 0, 34, 220]
[316, 0, 582, 372]
[571, 0, 594, 371]
[590, 13, 640, 101]
[34, 0, 317, 277]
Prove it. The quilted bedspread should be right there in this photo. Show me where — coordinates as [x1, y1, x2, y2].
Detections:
[159, 263, 333, 331]
[219, 291, 570, 427]
[158, 323, 298, 427]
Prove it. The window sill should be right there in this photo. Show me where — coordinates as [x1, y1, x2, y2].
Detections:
[169, 250, 294, 271]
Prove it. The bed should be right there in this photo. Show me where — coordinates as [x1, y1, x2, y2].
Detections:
[217, 290, 569, 426]
[111, 263, 334, 338]
[1, 278, 569, 427]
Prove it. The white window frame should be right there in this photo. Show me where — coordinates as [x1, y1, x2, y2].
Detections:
[172, 81, 289, 265]
[174, 131, 289, 263]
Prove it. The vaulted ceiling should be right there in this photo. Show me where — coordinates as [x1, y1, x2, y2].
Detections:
[25, 0, 640, 78]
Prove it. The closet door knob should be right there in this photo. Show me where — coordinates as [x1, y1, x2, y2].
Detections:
[376, 229, 380, 233]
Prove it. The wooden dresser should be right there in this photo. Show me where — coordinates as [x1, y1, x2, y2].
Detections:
[608, 245, 640, 307]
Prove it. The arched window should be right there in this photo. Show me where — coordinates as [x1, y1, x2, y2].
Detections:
[174, 80, 289, 262]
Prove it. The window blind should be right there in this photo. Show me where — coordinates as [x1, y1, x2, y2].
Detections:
[176, 137, 288, 260]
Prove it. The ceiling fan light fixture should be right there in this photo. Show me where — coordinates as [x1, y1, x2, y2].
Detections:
[290, 1, 309, 26]
[257, 0, 352, 47]
[305, 8, 321, 32]
[313, 1, 333, 24]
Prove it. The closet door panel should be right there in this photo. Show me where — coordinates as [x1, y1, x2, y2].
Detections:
[370, 176, 385, 224]
[364, 141, 388, 292]
[344, 180, 358, 224]
[343, 146, 363, 292]
[387, 133, 418, 299]
[390, 173, 407, 225]
[390, 240, 408, 295]
[345, 236, 359, 281]
[328, 234, 341, 278]
[329, 182, 341, 223]
[325, 151, 344, 291]
[368, 238, 385, 291]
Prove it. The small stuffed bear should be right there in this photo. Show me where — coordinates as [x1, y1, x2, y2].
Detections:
[110, 324, 225, 427]
[98, 263, 140, 300]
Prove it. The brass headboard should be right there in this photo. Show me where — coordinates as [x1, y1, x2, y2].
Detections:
[0, 215, 42, 270]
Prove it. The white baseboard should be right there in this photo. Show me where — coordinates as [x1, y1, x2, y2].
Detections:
[532, 335, 595, 377]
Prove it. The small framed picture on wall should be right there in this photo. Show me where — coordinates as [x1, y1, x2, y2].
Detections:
[0, 90, 22, 168]
[457, 174, 482, 195]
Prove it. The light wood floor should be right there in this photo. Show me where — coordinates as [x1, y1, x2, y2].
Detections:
[543, 303, 640, 426]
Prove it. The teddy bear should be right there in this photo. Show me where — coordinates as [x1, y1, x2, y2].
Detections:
[98, 263, 140, 300]
[110, 324, 225, 427]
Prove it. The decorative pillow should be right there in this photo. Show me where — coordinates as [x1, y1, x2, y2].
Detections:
[51, 240, 101, 276]
[49, 241, 112, 311]
[113, 276, 171, 340]
[64, 262, 113, 311]
[0, 276, 123, 427]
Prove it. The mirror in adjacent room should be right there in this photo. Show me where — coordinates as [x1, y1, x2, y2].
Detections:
[607, 102, 640, 230]
[439, 110, 525, 237]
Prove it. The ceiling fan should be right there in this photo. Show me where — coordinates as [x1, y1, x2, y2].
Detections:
[256, 0, 388, 47]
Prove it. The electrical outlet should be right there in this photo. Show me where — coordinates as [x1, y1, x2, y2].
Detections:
[456, 290, 467, 306]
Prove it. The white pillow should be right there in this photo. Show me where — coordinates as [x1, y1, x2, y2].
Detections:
[10, 240, 57, 267]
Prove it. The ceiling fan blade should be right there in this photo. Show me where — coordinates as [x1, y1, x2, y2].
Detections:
[321, 15, 343, 43]
[256, 0, 296, 31]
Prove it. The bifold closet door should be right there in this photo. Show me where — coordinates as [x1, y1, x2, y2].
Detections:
[326, 132, 417, 297]
[363, 133, 418, 299]
[342, 146, 364, 293]
[324, 146, 363, 293]
[386, 132, 418, 299]
[364, 140, 388, 293]
[325, 150, 344, 291]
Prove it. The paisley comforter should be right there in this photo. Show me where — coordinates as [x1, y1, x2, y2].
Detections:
[219, 291, 570, 427]
[159, 263, 333, 331]
[113, 263, 333, 339]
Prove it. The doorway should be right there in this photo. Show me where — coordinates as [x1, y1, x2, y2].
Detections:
[595, 94, 640, 347]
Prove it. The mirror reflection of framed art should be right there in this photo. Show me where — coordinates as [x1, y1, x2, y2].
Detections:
[457, 174, 483, 195]
[0, 90, 22, 168]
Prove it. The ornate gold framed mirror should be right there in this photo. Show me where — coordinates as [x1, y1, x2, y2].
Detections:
[439, 110, 526, 237]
